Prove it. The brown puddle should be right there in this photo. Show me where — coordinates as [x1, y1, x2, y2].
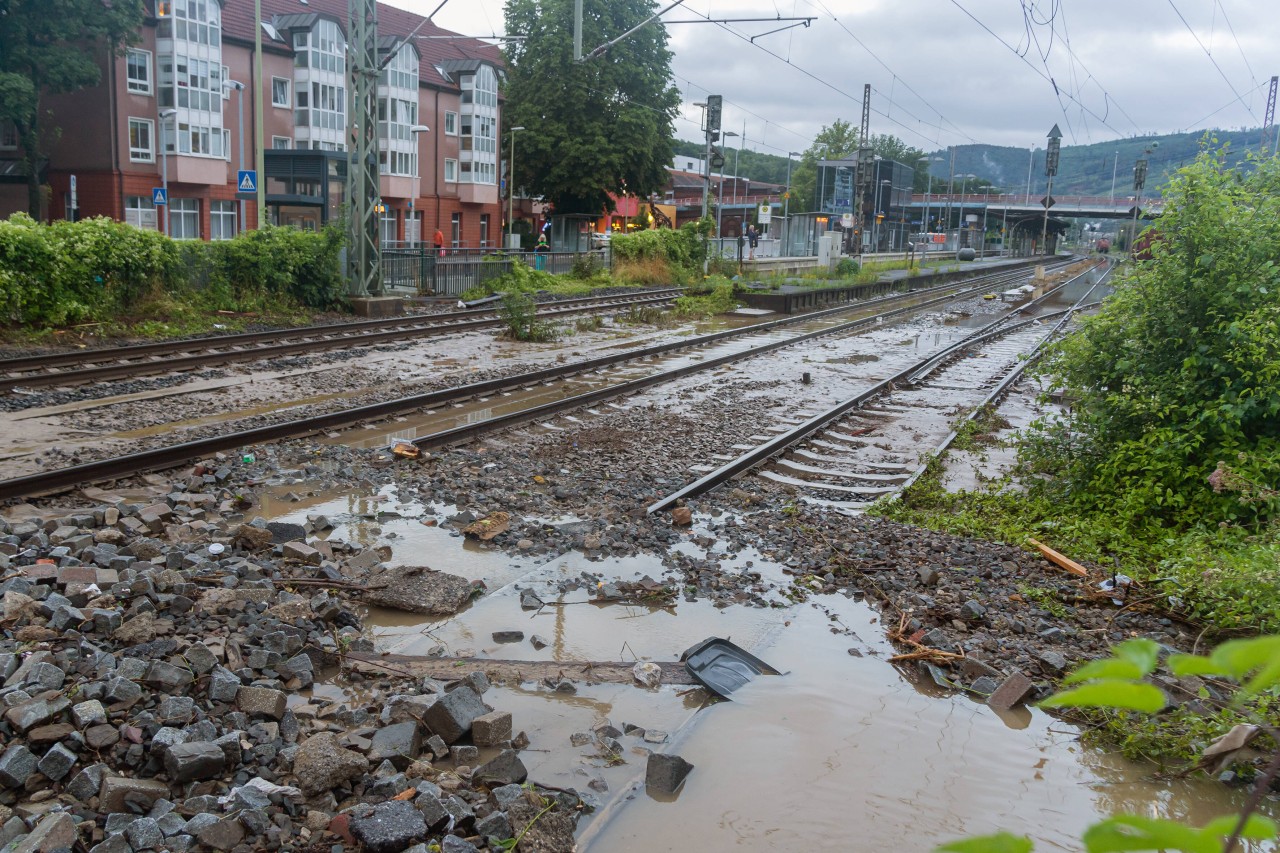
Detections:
[259, 485, 1271, 852]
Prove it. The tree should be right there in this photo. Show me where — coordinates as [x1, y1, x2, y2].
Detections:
[0, 0, 145, 217]
[503, 0, 681, 215]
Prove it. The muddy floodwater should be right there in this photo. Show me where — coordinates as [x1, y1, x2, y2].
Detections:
[259, 486, 1271, 852]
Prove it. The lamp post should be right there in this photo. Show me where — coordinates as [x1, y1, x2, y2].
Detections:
[410, 125, 430, 247]
[718, 130, 738, 239]
[784, 151, 799, 219]
[955, 173, 974, 250]
[873, 178, 891, 253]
[158, 108, 176, 236]
[1109, 149, 1119, 207]
[224, 81, 246, 233]
[507, 125, 525, 249]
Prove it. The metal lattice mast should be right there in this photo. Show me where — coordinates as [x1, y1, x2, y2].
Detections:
[1263, 75, 1278, 155]
[853, 83, 872, 254]
[347, 0, 382, 297]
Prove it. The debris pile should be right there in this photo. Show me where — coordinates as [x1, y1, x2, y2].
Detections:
[0, 488, 584, 852]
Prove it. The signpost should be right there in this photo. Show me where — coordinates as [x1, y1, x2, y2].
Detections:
[1042, 124, 1061, 252]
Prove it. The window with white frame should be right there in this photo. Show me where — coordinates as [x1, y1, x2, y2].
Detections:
[376, 44, 419, 177]
[125, 195, 157, 230]
[272, 77, 290, 107]
[443, 158, 457, 182]
[222, 129, 231, 161]
[222, 65, 230, 98]
[155, 1, 225, 159]
[169, 198, 199, 240]
[210, 200, 236, 240]
[444, 111, 457, 135]
[128, 118, 155, 162]
[126, 49, 152, 95]
[176, 120, 223, 157]
[457, 66, 498, 185]
[292, 19, 346, 151]
[379, 208, 398, 247]
[272, 136, 292, 149]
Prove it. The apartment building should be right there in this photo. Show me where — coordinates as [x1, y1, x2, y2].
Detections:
[0, 0, 505, 248]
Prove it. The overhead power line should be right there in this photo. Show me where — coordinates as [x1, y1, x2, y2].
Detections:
[1165, 0, 1259, 122]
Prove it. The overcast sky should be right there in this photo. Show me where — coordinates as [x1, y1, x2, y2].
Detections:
[394, 0, 1278, 156]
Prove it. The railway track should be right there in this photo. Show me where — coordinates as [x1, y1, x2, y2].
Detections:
[648, 263, 1111, 513]
[0, 288, 684, 392]
[0, 259, 1086, 501]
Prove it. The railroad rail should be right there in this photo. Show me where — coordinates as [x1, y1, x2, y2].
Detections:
[647, 262, 1111, 513]
[0, 260, 1083, 501]
[0, 289, 684, 392]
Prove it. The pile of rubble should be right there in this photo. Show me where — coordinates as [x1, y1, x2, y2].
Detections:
[0, 482, 582, 852]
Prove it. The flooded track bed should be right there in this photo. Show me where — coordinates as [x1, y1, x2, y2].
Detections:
[252, 477, 1272, 852]
[0, 261, 1077, 495]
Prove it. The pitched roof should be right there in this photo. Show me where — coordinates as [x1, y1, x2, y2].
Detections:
[219, 0, 504, 90]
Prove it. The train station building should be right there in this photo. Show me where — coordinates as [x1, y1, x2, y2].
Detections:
[0, 0, 506, 249]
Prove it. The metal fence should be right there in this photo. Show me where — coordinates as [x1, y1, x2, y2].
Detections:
[381, 247, 607, 297]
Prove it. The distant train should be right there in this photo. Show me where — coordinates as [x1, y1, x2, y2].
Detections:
[1095, 237, 1111, 254]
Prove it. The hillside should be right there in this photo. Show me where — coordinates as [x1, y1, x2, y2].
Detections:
[675, 128, 1269, 200]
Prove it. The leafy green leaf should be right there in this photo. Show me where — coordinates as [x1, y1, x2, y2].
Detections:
[1209, 636, 1280, 695]
[1040, 681, 1167, 713]
[1063, 658, 1146, 686]
[935, 833, 1033, 853]
[1112, 638, 1160, 675]
[1166, 654, 1223, 678]
[1082, 813, 1278, 852]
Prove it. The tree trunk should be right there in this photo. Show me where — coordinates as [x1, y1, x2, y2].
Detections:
[19, 123, 44, 220]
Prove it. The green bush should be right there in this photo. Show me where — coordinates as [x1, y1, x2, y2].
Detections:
[611, 220, 708, 280]
[0, 214, 182, 326]
[0, 215, 346, 330]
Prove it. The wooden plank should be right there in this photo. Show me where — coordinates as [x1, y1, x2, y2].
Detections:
[344, 653, 697, 686]
[1026, 538, 1090, 577]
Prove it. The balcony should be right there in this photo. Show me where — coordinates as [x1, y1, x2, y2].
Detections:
[457, 182, 497, 205]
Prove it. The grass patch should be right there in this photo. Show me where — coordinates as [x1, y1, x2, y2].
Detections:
[671, 276, 739, 317]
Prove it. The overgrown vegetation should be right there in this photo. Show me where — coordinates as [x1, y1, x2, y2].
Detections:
[879, 149, 1280, 638]
[497, 291, 558, 342]
[610, 218, 713, 285]
[672, 275, 739, 317]
[0, 214, 344, 335]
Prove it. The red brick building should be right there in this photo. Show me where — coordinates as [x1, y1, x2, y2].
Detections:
[0, 0, 505, 249]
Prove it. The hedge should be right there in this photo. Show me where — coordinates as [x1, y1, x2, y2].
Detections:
[0, 214, 345, 327]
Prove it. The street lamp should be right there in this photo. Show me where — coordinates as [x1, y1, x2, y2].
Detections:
[410, 125, 430, 247]
[955, 173, 975, 250]
[224, 81, 246, 233]
[873, 178, 891, 253]
[717, 130, 738, 239]
[507, 125, 525, 250]
[784, 151, 800, 219]
[158, 108, 176, 236]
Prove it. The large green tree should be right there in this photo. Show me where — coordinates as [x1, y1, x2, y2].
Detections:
[0, 0, 145, 217]
[503, 0, 680, 215]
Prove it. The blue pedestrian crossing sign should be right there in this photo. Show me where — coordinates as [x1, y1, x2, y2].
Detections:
[237, 170, 257, 193]
[152, 187, 168, 206]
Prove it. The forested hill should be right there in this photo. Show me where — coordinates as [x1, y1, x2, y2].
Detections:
[674, 128, 1266, 197]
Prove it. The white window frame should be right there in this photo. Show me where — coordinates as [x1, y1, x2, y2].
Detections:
[124, 195, 157, 231]
[443, 158, 457, 182]
[221, 65, 231, 99]
[272, 135, 292, 149]
[210, 200, 237, 241]
[169, 198, 200, 240]
[222, 129, 231, 161]
[444, 111, 457, 135]
[128, 117, 155, 163]
[126, 49, 153, 95]
[271, 76, 291, 108]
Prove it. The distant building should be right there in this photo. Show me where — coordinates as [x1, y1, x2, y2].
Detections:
[0, 0, 506, 248]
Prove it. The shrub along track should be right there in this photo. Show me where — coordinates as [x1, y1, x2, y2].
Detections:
[0, 260, 1082, 502]
[0, 288, 684, 393]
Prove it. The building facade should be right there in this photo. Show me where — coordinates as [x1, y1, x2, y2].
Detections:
[0, 0, 505, 249]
